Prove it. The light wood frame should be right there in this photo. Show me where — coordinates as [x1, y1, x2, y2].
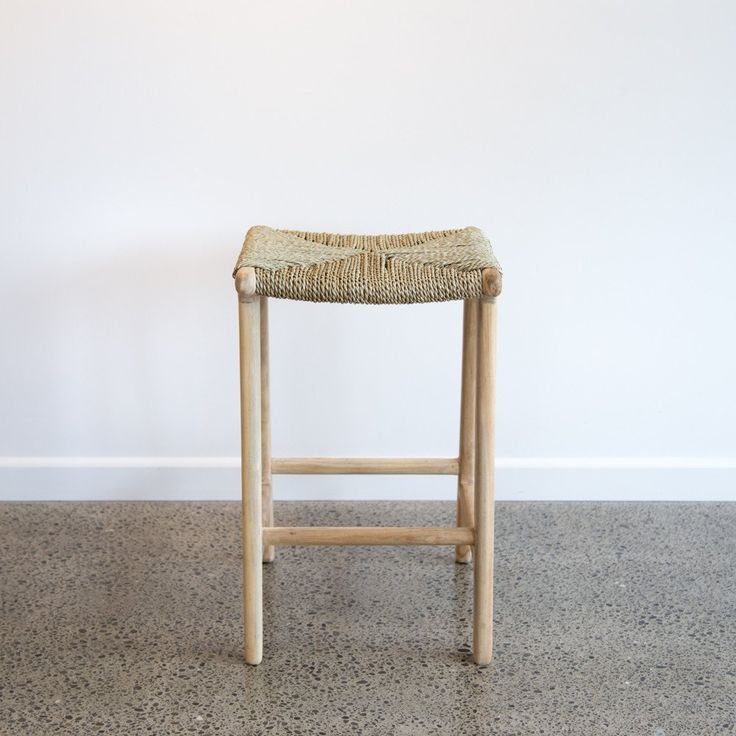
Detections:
[236, 266, 498, 666]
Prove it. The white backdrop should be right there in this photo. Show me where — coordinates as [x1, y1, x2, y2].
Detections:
[1, 0, 735, 500]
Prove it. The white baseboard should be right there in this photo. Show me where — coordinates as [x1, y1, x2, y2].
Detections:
[0, 457, 734, 501]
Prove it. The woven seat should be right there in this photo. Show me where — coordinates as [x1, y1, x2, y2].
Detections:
[233, 225, 502, 304]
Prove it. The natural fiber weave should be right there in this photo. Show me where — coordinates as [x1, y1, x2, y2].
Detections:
[233, 225, 501, 304]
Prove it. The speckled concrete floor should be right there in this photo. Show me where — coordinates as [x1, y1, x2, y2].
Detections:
[1, 502, 734, 736]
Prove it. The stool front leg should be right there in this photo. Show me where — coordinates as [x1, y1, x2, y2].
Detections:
[260, 297, 275, 563]
[473, 292, 497, 666]
[236, 268, 263, 665]
[456, 299, 478, 563]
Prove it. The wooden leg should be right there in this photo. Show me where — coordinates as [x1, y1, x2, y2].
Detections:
[260, 297, 275, 563]
[456, 300, 478, 563]
[473, 297, 497, 666]
[238, 278, 263, 665]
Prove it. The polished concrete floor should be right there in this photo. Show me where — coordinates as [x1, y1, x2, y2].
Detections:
[1, 501, 734, 735]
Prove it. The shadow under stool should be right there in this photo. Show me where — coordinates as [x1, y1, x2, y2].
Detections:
[232, 225, 502, 665]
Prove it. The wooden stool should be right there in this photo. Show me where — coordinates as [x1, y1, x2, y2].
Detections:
[233, 226, 502, 665]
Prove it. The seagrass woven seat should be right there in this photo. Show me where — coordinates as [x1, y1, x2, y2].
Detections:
[233, 225, 502, 304]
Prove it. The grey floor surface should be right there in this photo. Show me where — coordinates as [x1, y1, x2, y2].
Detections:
[1, 501, 734, 736]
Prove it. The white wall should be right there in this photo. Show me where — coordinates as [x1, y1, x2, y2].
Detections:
[1, 0, 735, 501]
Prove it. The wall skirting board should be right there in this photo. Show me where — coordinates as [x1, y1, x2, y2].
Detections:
[0, 457, 734, 502]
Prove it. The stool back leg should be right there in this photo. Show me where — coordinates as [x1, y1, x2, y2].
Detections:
[238, 276, 263, 665]
[456, 299, 478, 563]
[473, 296, 497, 666]
[260, 297, 275, 563]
